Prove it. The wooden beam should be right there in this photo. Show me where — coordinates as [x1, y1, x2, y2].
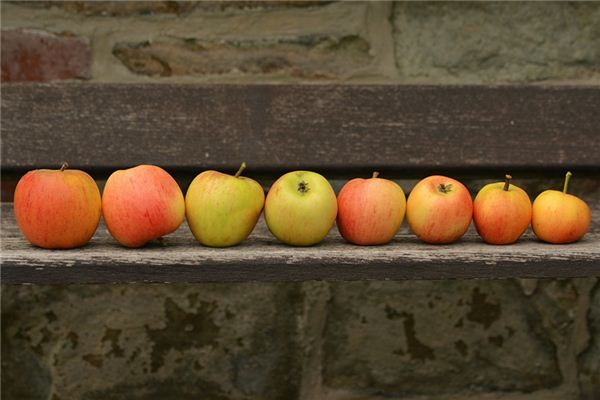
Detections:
[2, 84, 599, 171]
[2, 204, 599, 284]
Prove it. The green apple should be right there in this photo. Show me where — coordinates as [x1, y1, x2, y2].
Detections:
[185, 162, 265, 247]
[265, 170, 337, 246]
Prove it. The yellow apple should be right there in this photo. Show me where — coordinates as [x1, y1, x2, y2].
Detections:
[265, 171, 337, 246]
[185, 163, 265, 247]
[532, 172, 590, 244]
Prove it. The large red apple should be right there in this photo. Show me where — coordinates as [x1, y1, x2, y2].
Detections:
[102, 165, 185, 247]
[406, 175, 473, 244]
[532, 171, 590, 244]
[473, 175, 532, 244]
[14, 163, 102, 249]
[337, 172, 406, 245]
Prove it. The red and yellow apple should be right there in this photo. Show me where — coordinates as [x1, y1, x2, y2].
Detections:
[14, 162, 101, 249]
[532, 171, 590, 244]
[265, 171, 337, 246]
[337, 172, 406, 245]
[185, 162, 265, 247]
[473, 175, 532, 244]
[406, 175, 473, 244]
[102, 165, 185, 247]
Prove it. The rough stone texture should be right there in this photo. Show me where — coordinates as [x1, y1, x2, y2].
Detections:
[112, 35, 372, 79]
[393, 2, 600, 83]
[11, 1, 199, 16]
[0, 1, 397, 83]
[1, 284, 304, 400]
[2, 279, 598, 399]
[12, 1, 331, 16]
[3, 1, 600, 83]
[1, 28, 91, 82]
[322, 281, 562, 397]
[579, 282, 600, 400]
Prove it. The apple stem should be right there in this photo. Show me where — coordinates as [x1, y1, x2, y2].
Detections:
[235, 162, 247, 178]
[563, 171, 572, 194]
[60, 162, 69, 172]
[438, 183, 453, 193]
[372, 171, 380, 179]
[503, 174, 512, 191]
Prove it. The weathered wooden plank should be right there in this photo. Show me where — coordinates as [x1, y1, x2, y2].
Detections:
[2, 83, 600, 170]
[2, 204, 599, 284]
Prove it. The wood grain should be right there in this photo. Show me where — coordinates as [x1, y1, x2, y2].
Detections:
[2, 83, 600, 171]
[2, 204, 599, 284]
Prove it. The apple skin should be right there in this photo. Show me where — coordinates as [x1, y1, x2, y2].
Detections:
[102, 165, 185, 247]
[185, 169, 265, 247]
[406, 175, 473, 244]
[473, 179, 532, 245]
[337, 174, 406, 245]
[532, 191, 590, 244]
[265, 171, 337, 246]
[14, 167, 101, 249]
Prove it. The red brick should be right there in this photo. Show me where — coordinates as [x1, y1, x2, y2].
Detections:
[1, 28, 91, 82]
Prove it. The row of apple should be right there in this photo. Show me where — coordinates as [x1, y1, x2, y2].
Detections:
[13, 163, 590, 249]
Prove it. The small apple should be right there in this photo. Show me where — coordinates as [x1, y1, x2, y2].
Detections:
[473, 174, 532, 244]
[532, 171, 590, 244]
[406, 175, 473, 244]
[14, 162, 101, 249]
[337, 172, 406, 245]
[185, 162, 265, 247]
[102, 165, 185, 247]
[265, 170, 337, 246]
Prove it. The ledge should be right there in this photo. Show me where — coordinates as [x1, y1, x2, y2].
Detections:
[2, 204, 599, 284]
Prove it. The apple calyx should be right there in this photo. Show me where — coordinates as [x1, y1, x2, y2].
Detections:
[298, 180, 310, 194]
[372, 171, 380, 179]
[234, 162, 247, 178]
[563, 171, 573, 194]
[503, 174, 512, 191]
[60, 162, 69, 172]
[438, 183, 453, 194]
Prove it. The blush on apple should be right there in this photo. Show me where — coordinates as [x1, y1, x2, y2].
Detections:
[102, 165, 185, 247]
[14, 162, 102, 249]
[473, 175, 532, 245]
[406, 175, 473, 244]
[337, 172, 406, 245]
[532, 171, 590, 244]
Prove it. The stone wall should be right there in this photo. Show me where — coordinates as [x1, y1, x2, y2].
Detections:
[2, 1, 600, 83]
[2, 2, 599, 399]
[3, 280, 600, 399]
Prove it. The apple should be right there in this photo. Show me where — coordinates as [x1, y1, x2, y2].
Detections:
[406, 175, 473, 244]
[473, 174, 532, 244]
[102, 165, 185, 247]
[14, 162, 101, 249]
[532, 171, 590, 244]
[336, 172, 406, 245]
[265, 170, 337, 246]
[185, 162, 265, 247]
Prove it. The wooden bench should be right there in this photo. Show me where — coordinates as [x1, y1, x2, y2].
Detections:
[2, 83, 599, 284]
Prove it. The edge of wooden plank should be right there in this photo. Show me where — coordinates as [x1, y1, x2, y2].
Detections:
[3, 83, 599, 170]
[2, 257, 600, 284]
